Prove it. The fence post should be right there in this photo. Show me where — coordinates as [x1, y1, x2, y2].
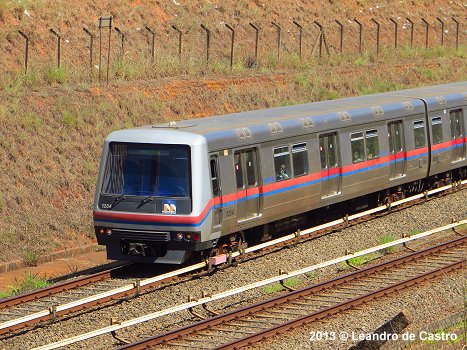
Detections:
[421, 18, 429, 49]
[225, 23, 235, 68]
[97, 16, 112, 84]
[200, 24, 210, 63]
[452, 18, 459, 50]
[145, 26, 155, 64]
[370, 18, 380, 55]
[313, 21, 329, 59]
[49, 28, 61, 68]
[83, 27, 94, 81]
[354, 18, 363, 53]
[249, 23, 260, 65]
[436, 17, 444, 46]
[271, 22, 281, 60]
[114, 27, 124, 59]
[292, 20, 302, 60]
[314, 21, 323, 59]
[18, 30, 29, 73]
[171, 25, 182, 60]
[389, 18, 398, 49]
[406, 17, 414, 48]
[335, 19, 343, 53]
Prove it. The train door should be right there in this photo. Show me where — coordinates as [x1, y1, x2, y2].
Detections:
[319, 133, 340, 198]
[388, 121, 406, 178]
[450, 109, 465, 162]
[209, 155, 222, 229]
[234, 148, 261, 221]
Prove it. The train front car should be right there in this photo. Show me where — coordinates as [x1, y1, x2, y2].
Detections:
[93, 127, 212, 264]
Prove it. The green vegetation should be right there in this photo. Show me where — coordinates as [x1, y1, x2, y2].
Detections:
[407, 229, 421, 237]
[22, 112, 43, 130]
[262, 277, 302, 294]
[420, 324, 464, 345]
[378, 234, 398, 253]
[46, 67, 68, 85]
[62, 111, 77, 127]
[0, 272, 50, 299]
[346, 252, 380, 268]
[23, 250, 41, 267]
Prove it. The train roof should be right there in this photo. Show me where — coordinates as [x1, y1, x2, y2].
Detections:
[120, 81, 467, 151]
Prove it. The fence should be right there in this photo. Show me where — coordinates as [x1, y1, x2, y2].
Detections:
[9, 16, 465, 83]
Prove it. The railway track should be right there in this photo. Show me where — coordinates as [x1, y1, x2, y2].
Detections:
[0, 263, 127, 311]
[118, 235, 466, 350]
[0, 182, 464, 337]
[0, 261, 204, 336]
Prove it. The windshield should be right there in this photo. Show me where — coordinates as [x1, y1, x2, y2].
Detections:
[102, 143, 191, 197]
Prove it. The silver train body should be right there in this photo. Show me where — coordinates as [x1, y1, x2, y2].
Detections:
[93, 82, 467, 264]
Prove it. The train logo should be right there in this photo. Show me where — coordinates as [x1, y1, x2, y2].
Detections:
[162, 202, 177, 215]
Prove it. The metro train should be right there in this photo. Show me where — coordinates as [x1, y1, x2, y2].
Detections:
[93, 82, 467, 264]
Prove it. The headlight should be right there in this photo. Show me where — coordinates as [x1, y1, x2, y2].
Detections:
[184, 232, 192, 241]
[175, 232, 184, 241]
[105, 228, 112, 235]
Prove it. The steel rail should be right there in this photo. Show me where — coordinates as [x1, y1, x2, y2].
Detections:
[32, 222, 466, 350]
[214, 261, 464, 350]
[0, 263, 127, 310]
[119, 236, 466, 350]
[1, 181, 464, 336]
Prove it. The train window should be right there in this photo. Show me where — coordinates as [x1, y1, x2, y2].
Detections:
[413, 121, 426, 149]
[351, 132, 365, 163]
[319, 137, 327, 170]
[234, 152, 244, 189]
[328, 136, 338, 168]
[365, 130, 380, 159]
[274, 146, 291, 181]
[431, 117, 443, 144]
[292, 143, 308, 177]
[210, 158, 220, 196]
[449, 109, 464, 139]
[245, 150, 257, 187]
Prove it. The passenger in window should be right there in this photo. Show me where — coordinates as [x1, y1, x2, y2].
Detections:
[277, 164, 289, 180]
[353, 152, 362, 163]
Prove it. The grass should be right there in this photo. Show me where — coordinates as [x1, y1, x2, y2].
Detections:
[23, 251, 41, 267]
[0, 272, 50, 299]
[46, 67, 68, 85]
[407, 229, 421, 237]
[262, 277, 302, 294]
[22, 112, 43, 130]
[62, 111, 77, 127]
[378, 234, 398, 253]
[345, 252, 380, 268]
[419, 324, 464, 345]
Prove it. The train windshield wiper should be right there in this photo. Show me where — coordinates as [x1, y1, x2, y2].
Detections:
[112, 194, 127, 207]
[140, 196, 154, 207]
